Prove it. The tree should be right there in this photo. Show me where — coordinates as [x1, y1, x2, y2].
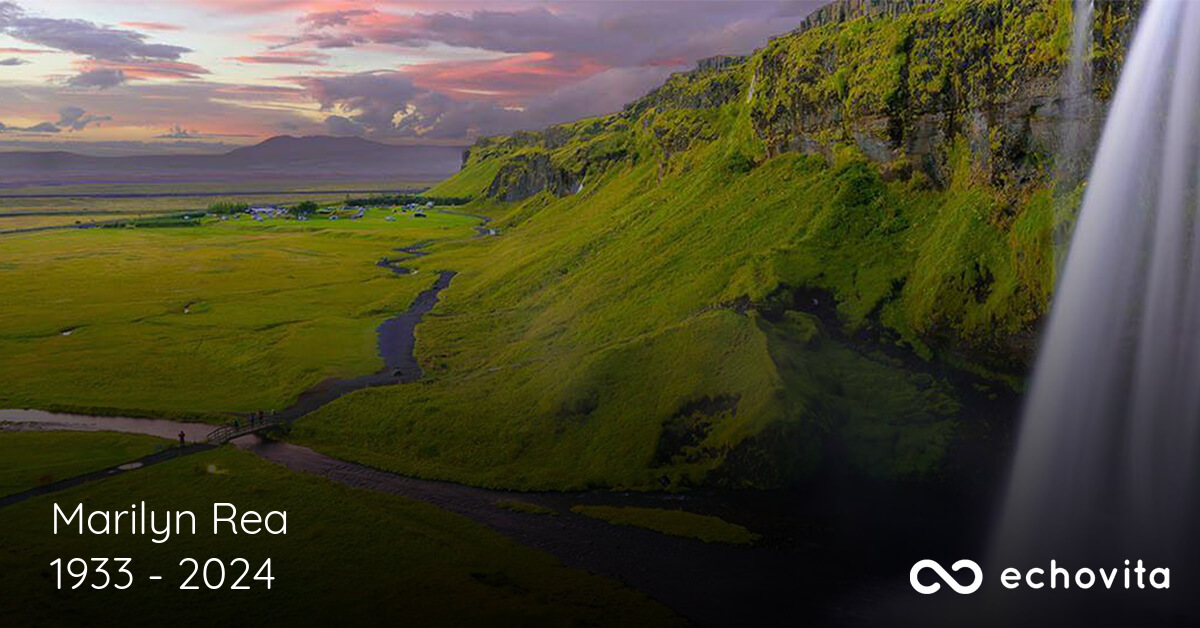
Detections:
[207, 201, 248, 215]
[294, 201, 320, 215]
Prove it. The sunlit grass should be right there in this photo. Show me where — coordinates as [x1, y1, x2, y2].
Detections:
[0, 209, 478, 419]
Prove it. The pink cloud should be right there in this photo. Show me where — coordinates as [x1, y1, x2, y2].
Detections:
[230, 50, 329, 65]
[120, 22, 183, 31]
[74, 59, 211, 81]
[404, 52, 607, 101]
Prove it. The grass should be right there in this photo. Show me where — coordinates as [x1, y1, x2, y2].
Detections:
[287, 1, 1083, 491]
[292, 109, 996, 490]
[0, 208, 478, 419]
[570, 505, 760, 546]
[0, 178, 433, 216]
[0, 431, 169, 497]
[0, 213, 129, 232]
[0, 447, 680, 626]
[496, 500, 558, 516]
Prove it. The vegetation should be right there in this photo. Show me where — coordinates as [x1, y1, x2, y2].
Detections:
[0, 431, 168, 497]
[207, 202, 249, 215]
[0, 210, 477, 419]
[289, 0, 1110, 491]
[344, 193, 471, 207]
[570, 505, 760, 546]
[0, 448, 679, 626]
[292, 200, 319, 215]
[0, 0, 1121, 492]
[496, 500, 558, 516]
[0, 178, 431, 216]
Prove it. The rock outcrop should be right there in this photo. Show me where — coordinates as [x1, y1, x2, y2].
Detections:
[751, 0, 1142, 188]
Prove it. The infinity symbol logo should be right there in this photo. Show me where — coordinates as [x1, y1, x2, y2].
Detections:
[910, 559, 982, 594]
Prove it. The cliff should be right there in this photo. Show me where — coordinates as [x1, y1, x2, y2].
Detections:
[751, 0, 1141, 188]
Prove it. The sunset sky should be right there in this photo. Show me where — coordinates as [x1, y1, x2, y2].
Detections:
[0, 1, 822, 155]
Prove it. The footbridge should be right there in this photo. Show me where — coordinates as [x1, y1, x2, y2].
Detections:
[206, 416, 287, 444]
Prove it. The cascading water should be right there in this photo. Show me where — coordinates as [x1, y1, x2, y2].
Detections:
[1056, 0, 1094, 195]
[996, 0, 1200, 575]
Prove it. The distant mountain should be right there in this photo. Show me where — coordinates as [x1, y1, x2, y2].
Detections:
[0, 136, 467, 187]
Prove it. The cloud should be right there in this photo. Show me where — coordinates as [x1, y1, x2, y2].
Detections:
[273, 1, 826, 138]
[155, 124, 256, 139]
[323, 114, 365, 136]
[300, 71, 427, 133]
[298, 9, 373, 29]
[0, 56, 27, 65]
[296, 63, 675, 140]
[120, 22, 183, 31]
[287, 3, 823, 68]
[157, 124, 195, 138]
[0, 105, 112, 134]
[230, 50, 329, 66]
[0, 2, 191, 61]
[0, 120, 61, 133]
[66, 59, 210, 87]
[66, 67, 126, 88]
[0, 46, 53, 54]
[0, 2, 200, 87]
[0, 1, 829, 145]
[57, 106, 111, 130]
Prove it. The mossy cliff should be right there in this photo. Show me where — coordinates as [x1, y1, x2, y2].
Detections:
[751, 0, 1140, 187]
[298, 1, 1140, 491]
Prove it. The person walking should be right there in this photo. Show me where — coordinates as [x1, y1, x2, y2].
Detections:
[178, 430, 186, 448]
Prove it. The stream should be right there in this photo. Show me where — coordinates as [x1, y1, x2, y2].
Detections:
[0, 217, 987, 625]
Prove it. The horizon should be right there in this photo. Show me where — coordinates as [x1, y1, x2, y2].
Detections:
[0, 133, 473, 158]
[0, 1, 825, 156]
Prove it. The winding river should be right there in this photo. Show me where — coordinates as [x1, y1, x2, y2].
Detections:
[0, 214, 928, 625]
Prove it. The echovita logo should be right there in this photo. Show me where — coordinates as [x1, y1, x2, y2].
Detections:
[910, 559, 1171, 594]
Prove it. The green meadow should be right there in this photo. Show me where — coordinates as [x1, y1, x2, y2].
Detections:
[291, 119, 1001, 490]
[0, 431, 169, 497]
[570, 505, 761, 546]
[0, 178, 431, 215]
[0, 209, 476, 420]
[0, 447, 678, 626]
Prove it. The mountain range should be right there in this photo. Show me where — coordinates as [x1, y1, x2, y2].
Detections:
[0, 136, 467, 187]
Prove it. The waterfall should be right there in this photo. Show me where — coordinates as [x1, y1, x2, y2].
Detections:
[997, 0, 1200, 570]
[1056, 0, 1094, 192]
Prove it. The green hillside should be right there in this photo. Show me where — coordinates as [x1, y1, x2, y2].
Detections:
[293, 0, 1134, 490]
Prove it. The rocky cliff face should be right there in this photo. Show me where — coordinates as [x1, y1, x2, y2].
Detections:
[751, 0, 1142, 189]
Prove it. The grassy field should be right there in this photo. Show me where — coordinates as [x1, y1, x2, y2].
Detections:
[291, 115, 975, 490]
[496, 500, 558, 516]
[0, 179, 432, 216]
[0, 209, 478, 419]
[570, 505, 760, 546]
[0, 447, 679, 626]
[0, 431, 169, 497]
[0, 213, 132, 232]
